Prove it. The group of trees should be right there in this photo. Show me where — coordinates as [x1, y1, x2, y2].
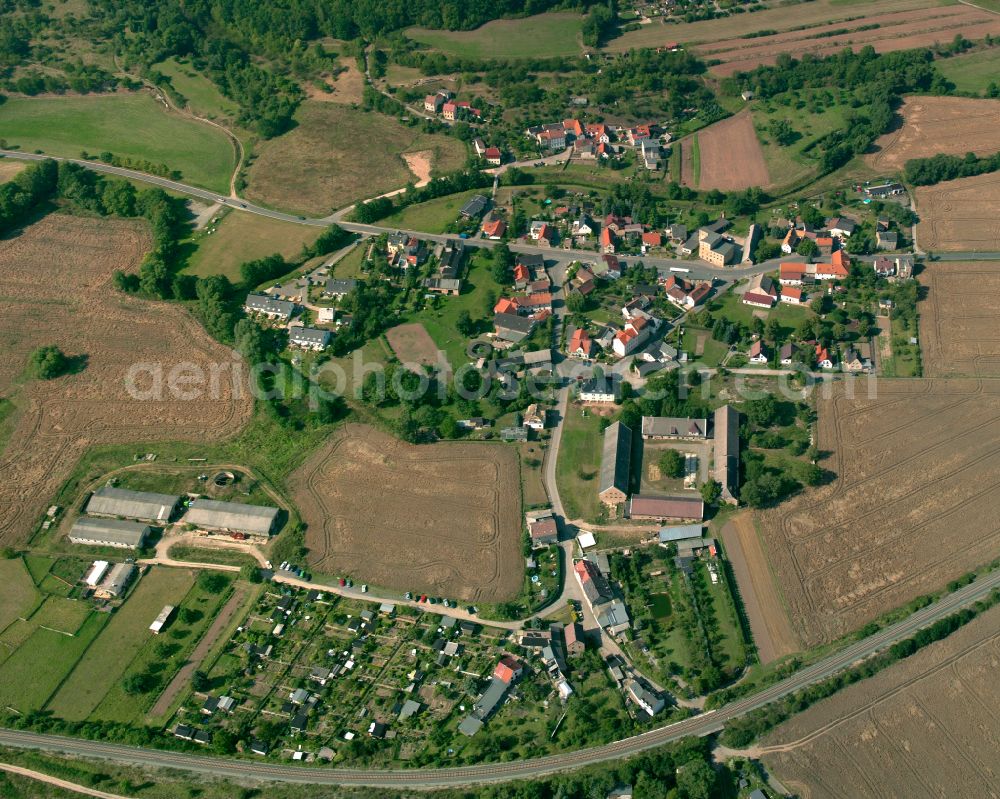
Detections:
[0, 158, 59, 236]
[904, 150, 1000, 186]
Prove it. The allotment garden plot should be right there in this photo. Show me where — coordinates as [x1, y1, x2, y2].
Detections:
[292, 424, 523, 602]
[756, 379, 1000, 646]
[919, 262, 1000, 378]
[762, 602, 1000, 799]
[0, 215, 252, 547]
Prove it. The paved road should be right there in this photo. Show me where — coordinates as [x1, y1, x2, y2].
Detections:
[1, 568, 996, 787]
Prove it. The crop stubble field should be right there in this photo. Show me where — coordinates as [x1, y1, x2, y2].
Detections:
[761, 602, 1000, 798]
[756, 379, 1000, 646]
[695, 110, 770, 191]
[869, 96, 1000, 172]
[919, 262, 1000, 377]
[0, 216, 252, 547]
[291, 424, 522, 602]
[694, 5, 1000, 76]
[916, 172, 1000, 253]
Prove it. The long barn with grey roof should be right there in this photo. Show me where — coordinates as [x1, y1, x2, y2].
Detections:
[85, 486, 181, 523]
[599, 421, 632, 505]
[714, 404, 740, 505]
[70, 516, 151, 549]
[184, 499, 280, 537]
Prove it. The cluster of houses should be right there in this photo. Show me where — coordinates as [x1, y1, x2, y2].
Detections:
[492, 252, 553, 345]
[675, 218, 760, 266]
[244, 293, 334, 352]
[423, 90, 481, 122]
[458, 654, 525, 736]
[525, 119, 669, 171]
[597, 407, 740, 514]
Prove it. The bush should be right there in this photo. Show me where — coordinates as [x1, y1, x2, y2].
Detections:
[28, 345, 72, 379]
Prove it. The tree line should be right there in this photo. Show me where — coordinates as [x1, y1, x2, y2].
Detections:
[904, 150, 1000, 186]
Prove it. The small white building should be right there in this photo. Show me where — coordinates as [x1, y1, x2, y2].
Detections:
[85, 560, 110, 587]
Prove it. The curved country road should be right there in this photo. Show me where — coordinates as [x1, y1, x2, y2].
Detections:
[1, 569, 997, 788]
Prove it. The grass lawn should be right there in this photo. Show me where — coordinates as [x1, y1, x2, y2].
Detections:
[517, 441, 549, 508]
[47, 567, 195, 721]
[184, 209, 321, 281]
[414, 251, 503, 370]
[152, 57, 241, 120]
[0, 94, 235, 193]
[166, 545, 257, 568]
[327, 243, 368, 279]
[753, 99, 850, 192]
[244, 102, 468, 216]
[708, 290, 759, 327]
[680, 326, 728, 367]
[381, 189, 481, 234]
[31, 596, 92, 635]
[555, 403, 607, 522]
[91, 571, 234, 724]
[936, 49, 1000, 94]
[701, 563, 747, 666]
[406, 12, 584, 59]
[0, 613, 107, 713]
[0, 558, 42, 632]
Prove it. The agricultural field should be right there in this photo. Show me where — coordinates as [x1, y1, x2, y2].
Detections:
[0, 557, 41, 632]
[0, 215, 253, 548]
[693, 5, 1000, 76]
[936, 47, 1000, 94]
[406, 12, 585, 59]
[695, 110, 770, 191]
[919, 261, 1000, 377]
[761, 602, 1000, 798]
[46, 567, 196, 721]
[184, 209, 322, 281]
[0, 94, 235, 193]
[606, 0, 964, 52]
[243, 103, 467, 216]
[868, 96, 1000, 172]
[915, 171, 1000, 253]
[756, 379, 1000, 647]
[291, 424, 523, 602]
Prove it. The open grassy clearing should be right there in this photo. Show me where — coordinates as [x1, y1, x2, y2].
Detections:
[752, 99, 850, 191]
[406, 12, 585, 59]
[605, 0, 954, 50]
[556, 403, 608, 523]
[937, 48, 1000, 93]
[0, 613, 107, 713]
[166, 545, 257, 568]
[0, 160, 27, 183]
[244, 103, 467, 216]
[380, 189, 483, 234]
[184, 209, 322, 281]
[0, 558, 42, 632]
[0, 94, 235, 193]
[152, 57, 241, 120]
[46, 568, 195, 721]
[31, 596, 91, 635]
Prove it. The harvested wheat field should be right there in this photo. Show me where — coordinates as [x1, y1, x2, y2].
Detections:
[385, 322, 444, 368]
[291, 423, 523, 601]
[920, 261, 1000, 377]
[761, 602, 1000, 798]
[696, 111, 769, 191]
[916, 171, 1000, 253]
[699, 5, 1000, 76]
[0, 215, 252, 546]
[756, 379, 1000, 646]
[869, 96, 1000, 172]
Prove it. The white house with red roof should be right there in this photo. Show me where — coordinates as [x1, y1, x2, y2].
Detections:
[568, 327, 594, 359]
[613, 316, 651, 358]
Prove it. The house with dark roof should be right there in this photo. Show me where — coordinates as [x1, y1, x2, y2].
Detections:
[245, 293, 295, 320]
[184, 499, 280, 538]
[288, 326, 331, 351]
[640, 416, 708, 440]
[86, 486, 181, 523]
[574, 559, 614, 606]
[460, 194, 490, 219]
[324, 278, 358, 298]
[598, 421, 632, 505]
[493, 312, 535, 343]
[70, 517, 150, 549]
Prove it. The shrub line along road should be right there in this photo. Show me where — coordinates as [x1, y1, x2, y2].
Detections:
[4, 149, 1000, 786]
[0, 570, 997, 787]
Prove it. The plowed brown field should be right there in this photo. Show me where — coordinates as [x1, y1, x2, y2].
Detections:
[699, 5, 1000, 76]
[761, 603, 1000, 798]
[869, 96, 1000, 172]
[695, 110, 769, 191]
[291, 423, 523, 602]
[915, 171, 1000, 253]
[919, 261, 1000, 377]
[756, 379, 1000, 647]
[0, 215, 252, 546]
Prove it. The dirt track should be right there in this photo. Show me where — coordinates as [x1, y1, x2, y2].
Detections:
[756, 379, 1000, 646]
[0, 216, 252, 546]
[291, 423, 523, 602]
[761, 603, 1000, 798]
[720, 511, 799, 663]
[695, 110, 769, 191]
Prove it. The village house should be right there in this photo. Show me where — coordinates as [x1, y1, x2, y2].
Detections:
[484, 147, 502, 166]
[600, 227, 616, 254]
[815, 344, 835, 370]
[698, 229, 740, 266]
[826, 217, 856, 238]
[288, 326, 331, 351]
[244, 293, 295, 320]
[780, 342, 798, 366]
[523, 404, 546, 431]
[567, 327, 594, 359]
[748, 340, 769, 364]
[573, 216, 595, 237]
[781, 228, 801, 254]
[527, 509, 558, 546]
[424, 277, 462, 295]
[663, 275, 710, 309]
[781, 286, 805, 305]
[460, 195, 490, 219]
[876, 229, 898, 250]
[579, 374, 620, 403]
[742, 274, 778, 308]
[493, 312, 535, 343]
[612, 316, 652, 358]
[481, 218, 507, 240]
